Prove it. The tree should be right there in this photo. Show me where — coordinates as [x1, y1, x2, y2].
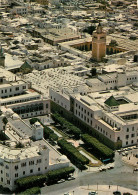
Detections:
[109, 39, 118, 47]
[90, 68, 97, 77]
[15, 142, 24, 148]
[83, 26, 96, 35]
[2, 117, 8, 134]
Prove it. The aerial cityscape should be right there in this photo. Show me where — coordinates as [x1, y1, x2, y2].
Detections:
[0, 0, 137, 194]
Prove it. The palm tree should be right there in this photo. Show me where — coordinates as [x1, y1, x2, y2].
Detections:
[2, 117, 8, 134]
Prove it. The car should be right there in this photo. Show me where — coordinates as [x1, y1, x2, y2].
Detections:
[67, 176, 75, 181]
[88, 191, 98, 195]
[57, 179, 65, 184]
[134, 168, 138, 172]
[113, 191, 121, 195]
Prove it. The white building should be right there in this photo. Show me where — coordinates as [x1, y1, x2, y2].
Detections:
[49, 70, 138, 148]
[0, 144, 49, 191]
[0, 71, 50, 118]
[0, 110, 70, 191]
[11, 6, 28, 15]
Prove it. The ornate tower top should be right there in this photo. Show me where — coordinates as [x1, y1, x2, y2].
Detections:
[96, 23, 103, 34]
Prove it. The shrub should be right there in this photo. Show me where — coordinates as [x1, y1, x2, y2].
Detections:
[81, 134, 114, 160]
[52, 113, 81, 138]
[58, 139, 89, 169]
[0, 131, 8, 141]
[17, 187, 40, 195]
[16, 167, 75, 190]
[29, 118, 40, 125]
[16, 175, 47, 190]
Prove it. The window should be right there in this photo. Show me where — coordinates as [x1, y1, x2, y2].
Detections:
[126, 135, 129, 139]
[126, 141, 128, 145]
[30, 169, 33, 173]
[117, 137, 120, 141]
[1, 170, 3, 174]
[23, 86, 26, 89]
[7, 180, 10, 184]
[91, 114, 93, 118]
[15, 173, 18, 178]
[132, 127, 134, 131]
[1, 177, 3, 182]
[5, 165, 9, 169]
[15, 87, 19, 91]
[29, 161, 34, 165]
[46, 104, 48, 108]
[6, 173, 9, 177]
[131, 134, 135, 137]
[131, 140, 133, 144]
[127, 128, 129, 132]
[87, 112, 89, 116]
[23, 171, 25, 175]
[21, 162, 26, 167]
[37, 159, 41, 164]
[38, 168, 40, 171]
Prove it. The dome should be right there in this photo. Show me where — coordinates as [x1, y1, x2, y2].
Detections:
[12, 113, 20, 120]
[1, 107, 7, 113]
[6, 108, 14, 114]
[35, 121, 41, 126]
[59, 155, 68, 162]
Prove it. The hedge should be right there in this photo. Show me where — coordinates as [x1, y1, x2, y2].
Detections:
[47, 166, 75, 184]
[81, 134, 114, 159]
[44, 126, 58, 141]
[16, 166, 75, 190]
[16, 174, 47, 190]
[52, 113, 81, 138]
[58, 139, 89, 169]
[17, 187, 40, 195]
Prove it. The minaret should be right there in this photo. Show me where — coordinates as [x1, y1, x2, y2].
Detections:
[0, 45, 5, 67]
[92, 23, 106, 62]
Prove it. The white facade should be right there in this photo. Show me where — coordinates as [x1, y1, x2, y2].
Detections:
[0, 144, 49, 191]
[0, 75, 50, 118]
[32, 121, 44, 140]
[50, 83, 138, 148]
[11, 6, 28, 15]
[0, 80, 28, 99]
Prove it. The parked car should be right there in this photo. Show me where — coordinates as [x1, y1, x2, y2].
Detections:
[88, 191, 98, 195]
[67, 176, 75, 181]
[113, 191, 121, 195]
[57, 179, 65, 184]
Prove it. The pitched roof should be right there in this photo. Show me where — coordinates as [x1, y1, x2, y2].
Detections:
[104, 96, 119, 107]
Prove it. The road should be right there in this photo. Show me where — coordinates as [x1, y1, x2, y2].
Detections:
[41, 152, 138, 195]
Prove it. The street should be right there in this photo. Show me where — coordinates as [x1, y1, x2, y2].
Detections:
[41, 152, 138, 195]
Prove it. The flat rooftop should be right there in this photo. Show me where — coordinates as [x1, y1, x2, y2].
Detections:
[0, 144, 47, 161]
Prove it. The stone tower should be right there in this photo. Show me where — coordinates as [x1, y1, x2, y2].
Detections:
[32, 121, 44, 141]
[92, 23, 106, 62]
[0, 45, 5, 67]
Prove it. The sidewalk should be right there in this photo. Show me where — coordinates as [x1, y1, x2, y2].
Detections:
[66, 185, 137, 195]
